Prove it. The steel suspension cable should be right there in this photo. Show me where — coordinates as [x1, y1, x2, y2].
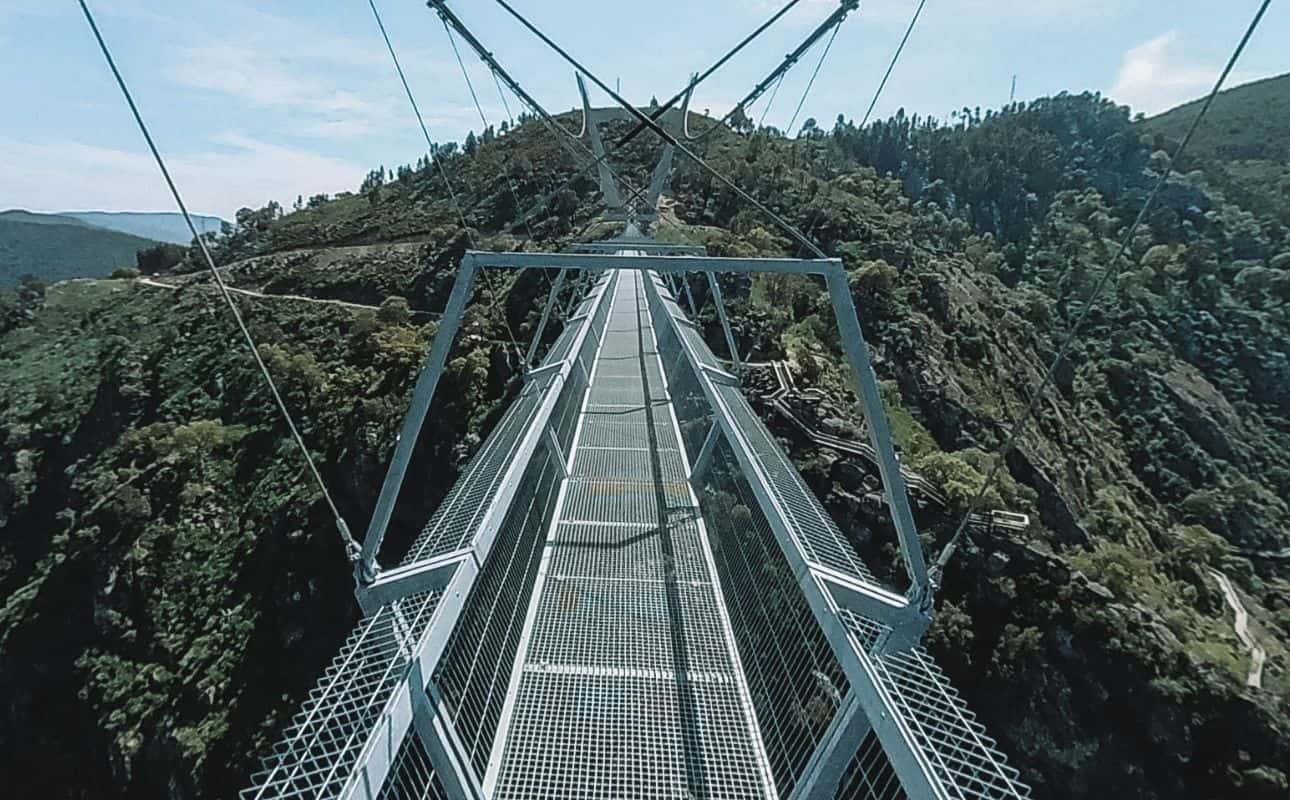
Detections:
[793, 0, 928, 256]
[441, 18, 534, 362]
[932, 0, 1273, 582]
[368, 0, 537, 377]
[860, 0, 928, 128]
[758, 73, 788, 128]
[613, 0, 806, 148]
[786, 19, 841, 136]
[488, 0, 831, 260]
[77, 0, 358, 560]
[368, 0, 473, 240]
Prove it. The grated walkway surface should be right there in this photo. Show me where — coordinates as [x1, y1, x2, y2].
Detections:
[491, 270, 775, 799]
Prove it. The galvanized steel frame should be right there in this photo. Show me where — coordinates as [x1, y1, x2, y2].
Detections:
[465, 249, 929, 605]
[278, 261, 620, 800]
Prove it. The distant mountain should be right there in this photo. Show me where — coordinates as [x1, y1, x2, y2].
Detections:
[1141, 71, 1290, 164]
[0, 209, 160, 285]
[59, 210, 225, 245]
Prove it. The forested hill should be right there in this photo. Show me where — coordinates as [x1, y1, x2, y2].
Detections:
[1141, 71, 1290, 232]
[1143, 72, 1290, 164]
[0, 87, 1288, 799]
[0, 210, 161, 286]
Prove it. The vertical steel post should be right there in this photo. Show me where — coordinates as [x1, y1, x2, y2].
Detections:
[359, 256, 479, 582]
[824, 266, 930, 605]
[706, 271, 742, 374]
[524, 267, 568, 371]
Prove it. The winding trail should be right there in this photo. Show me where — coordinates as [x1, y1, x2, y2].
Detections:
[1209, 568, 1266, 689]
[135, 276, 433, 316]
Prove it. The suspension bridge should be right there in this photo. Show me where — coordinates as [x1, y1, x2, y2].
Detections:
[73, 0, 1272, 795]
[239, 2, 1034, 792]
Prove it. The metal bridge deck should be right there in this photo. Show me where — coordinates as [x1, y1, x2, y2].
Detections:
[489, 270, 774, 798]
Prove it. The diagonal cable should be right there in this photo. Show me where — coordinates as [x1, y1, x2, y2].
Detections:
[786, 19, 841, 136]
[487, 0, 830, 259]
[932, 0, 1273, 581]
[369, 0, 474, 242]
[78, 0, 357, 560]
[860, 0, 928, 127]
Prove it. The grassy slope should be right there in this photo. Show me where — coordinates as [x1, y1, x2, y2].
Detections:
[1141, 72, 1290, 164]
[0, 211, 160, 285]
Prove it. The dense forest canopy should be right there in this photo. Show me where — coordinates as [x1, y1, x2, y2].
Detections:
[1, 74, 1289, 798]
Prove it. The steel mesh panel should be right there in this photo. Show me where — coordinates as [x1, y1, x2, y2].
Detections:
[375, 732, 448, 800]
[561, 479, 692, 524]
[243, 590, 445, 799]
[492, 271, 771, 798]
[572, 446, 687, 482]
[578, 419, 670, 449]
[847, 623, 1032, 800]
[548, 521, 712, 583]
[527, 576, 736, 674]
[713, 381, 875, 583]
[403, 383, 545, 564]
[434, 447, 563, 776]
[835, 730, 907, 800]
[698, 438, 850, 797]
[497, 673, 767, 799]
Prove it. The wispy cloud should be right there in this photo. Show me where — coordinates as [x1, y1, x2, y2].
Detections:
[1107, 31, 1238, 115]
[0, 135, 367, 219]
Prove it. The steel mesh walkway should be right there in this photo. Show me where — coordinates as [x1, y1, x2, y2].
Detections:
[245, 255, 1031, 800]
[489, 271, 774, 798]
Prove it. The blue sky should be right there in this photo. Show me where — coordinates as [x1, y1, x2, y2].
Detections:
[0, 0, 1285, 220]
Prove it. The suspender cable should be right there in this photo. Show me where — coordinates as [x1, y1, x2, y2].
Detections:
[758, 73, 787, 128]
[794, 0, 928, 255]
[77, 0, 358, 561]
[441, 18, 538, 244]
[932, 0, 1273, 583]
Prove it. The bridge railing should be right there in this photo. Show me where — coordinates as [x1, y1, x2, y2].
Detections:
[244, 270, 618, 800]
[643, 271, 1031, 800]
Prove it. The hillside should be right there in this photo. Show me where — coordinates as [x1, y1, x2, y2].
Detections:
[1141, 72, 1290, 230]
[59, 211, 226, 246]
[0, 92, 1288, 800]
[1142, 72, 1290, 165]
[0, 210, 160, 286]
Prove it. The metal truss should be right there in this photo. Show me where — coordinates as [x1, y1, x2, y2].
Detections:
[247, 244, 1029, 799]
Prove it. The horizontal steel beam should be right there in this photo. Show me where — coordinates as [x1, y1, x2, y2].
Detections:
[468, 250, 842, 276]
[567, 240, 707, 256]
[815, 567, 930, 653]
[355, 549, 472, 616]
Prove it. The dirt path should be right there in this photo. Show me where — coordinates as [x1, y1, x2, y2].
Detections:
[1209, 568, 1266, 689]
[135, 276, 430, 316]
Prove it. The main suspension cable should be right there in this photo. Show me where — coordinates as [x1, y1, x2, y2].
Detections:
[932, 0, 1273, 582]
[77, 0, 358, 560]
